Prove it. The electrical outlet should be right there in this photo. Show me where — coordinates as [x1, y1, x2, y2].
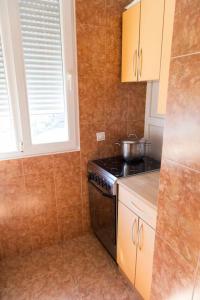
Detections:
[96, 132, 105, 142]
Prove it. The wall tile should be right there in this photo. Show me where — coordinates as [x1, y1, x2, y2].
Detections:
[82, 192, 91, 233]
[105, 77, 129, 124]
[172, 0, 200, 57]
[127, 83, 146, 121]
[0, 176, 27, 219]
[29, 213, 59, 250]
[106, 0, 125, 28]
[157, 160, 200, 267]
[79, 75, 106, 125]
[61, 207, 82, 241]
[0, 176, 32, 258]
[22, 155, 53, 175]
[127, 120, 144, 138]
[80, 122, 105, 157]
[55, 174, 81, 209]
[76, 23, 106, 78]
[0, 216, 32, 259]
[53, 151, 82, 242]
[25, 172, 56, 217]
[151, 236, 195, 300]
[162, 54, 200, 171]
[76, 0, 106, 26]
[105, 26, 121, 76]
[53, 152, 81, 177]
[0, 159, 23, 180]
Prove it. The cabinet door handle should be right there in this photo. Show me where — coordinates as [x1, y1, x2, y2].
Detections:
[138, 223, 143, 250]
[131, 219, 137, 245]
[133, 49, 137, 77]
[133, 50, 137, 77]
[139, 48, 143, 78]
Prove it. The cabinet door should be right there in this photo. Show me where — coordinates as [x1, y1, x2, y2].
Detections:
[117, 201, 138, 285]
[138, 0, 165, 81]
[121, 3, 140, 82]
[135, 219, 155, 300]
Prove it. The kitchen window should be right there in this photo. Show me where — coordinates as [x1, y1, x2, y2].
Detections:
[0, 37, 17, 154]
[0, 0, 79, 159]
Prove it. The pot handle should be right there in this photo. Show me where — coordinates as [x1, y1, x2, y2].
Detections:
[128, 133, 138, 139]
[115, 142, 121, 146]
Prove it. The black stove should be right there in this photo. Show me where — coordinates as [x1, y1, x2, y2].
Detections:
[88, 155, 161, 196]
[87, 155, 160, 260]
[92, 156, 160, 178]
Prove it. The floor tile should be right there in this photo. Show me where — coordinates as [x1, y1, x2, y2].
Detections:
[0, 234, 140, 300]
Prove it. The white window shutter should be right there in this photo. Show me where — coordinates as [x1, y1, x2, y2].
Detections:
[0, 37, 17, 153]
[20, 0, 65, 115]
[19, 0, 68, 144]
[0, 39, 9, 116]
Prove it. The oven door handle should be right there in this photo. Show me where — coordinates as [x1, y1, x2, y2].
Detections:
[89, 180, 115, 199]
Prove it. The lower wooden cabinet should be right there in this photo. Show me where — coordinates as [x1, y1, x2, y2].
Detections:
[117, 201, 155, 300]
[117, 201, 138, 285]
[135, 219, 155, 300]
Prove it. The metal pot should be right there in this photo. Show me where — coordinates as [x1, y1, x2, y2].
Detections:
[115, 134, 151, 162]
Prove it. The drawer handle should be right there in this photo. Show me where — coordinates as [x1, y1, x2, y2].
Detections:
[138, 223, 143, 250]
[131, 219, 137, 246]
[131, 201, 143, 212]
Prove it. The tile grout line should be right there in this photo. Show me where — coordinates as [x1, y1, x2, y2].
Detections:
[79, 150, 84, 234]
[52, 155, 62, 243]
[162, 157, 200, 174]
[156, 233, 199, 273]
[171, 51, 200, 60]
[21, 158, 34, 258]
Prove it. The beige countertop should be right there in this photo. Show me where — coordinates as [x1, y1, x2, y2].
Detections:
[117, 171, 160, 210]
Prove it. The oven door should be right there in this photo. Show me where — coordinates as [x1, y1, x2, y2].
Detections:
[89, 181, 116, 260]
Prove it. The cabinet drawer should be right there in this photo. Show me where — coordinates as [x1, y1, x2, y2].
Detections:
[118, 186, 157, 229]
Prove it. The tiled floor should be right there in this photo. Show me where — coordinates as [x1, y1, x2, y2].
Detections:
[0, 234, 141, 300]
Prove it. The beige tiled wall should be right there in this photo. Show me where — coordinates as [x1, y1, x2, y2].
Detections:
[0, 0, 146, 259]
[151, 0, 200, 299]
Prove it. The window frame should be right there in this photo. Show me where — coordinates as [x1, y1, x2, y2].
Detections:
[0, 0, 80, 160]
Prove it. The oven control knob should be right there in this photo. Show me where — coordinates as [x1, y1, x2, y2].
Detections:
[107, 184, 111, 191]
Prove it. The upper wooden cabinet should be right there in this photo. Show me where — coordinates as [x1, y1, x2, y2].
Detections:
[121, 3, 140, 82]
[139, 0, 165, 81]
[121, 0, 165, 82]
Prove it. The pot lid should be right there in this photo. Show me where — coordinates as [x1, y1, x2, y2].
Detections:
[120, 137, 147, 144]
[120, 139, 140, 144]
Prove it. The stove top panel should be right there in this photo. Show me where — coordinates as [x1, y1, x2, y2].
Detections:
[92, 156, 161, 178]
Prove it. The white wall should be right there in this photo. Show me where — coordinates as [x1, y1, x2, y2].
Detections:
[144, 81, 165, 161]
